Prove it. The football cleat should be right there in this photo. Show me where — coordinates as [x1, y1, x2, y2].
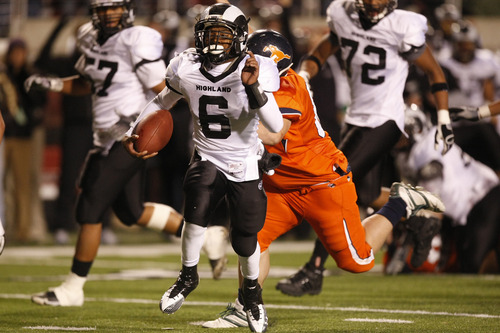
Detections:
[406, 214, 442, 268]
[389, 182, 445, 219]
[275, 263, 324, 297]
[202, 299, 249, 328]
[159, 265, 199, 314]
[241, 279, 268, 333]
[32, 285, 84, 307]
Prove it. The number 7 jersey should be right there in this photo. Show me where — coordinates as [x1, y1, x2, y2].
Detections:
[327, 0, 428, 132]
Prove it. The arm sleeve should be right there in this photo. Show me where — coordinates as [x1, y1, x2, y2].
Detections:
[257, 92, 284, 133]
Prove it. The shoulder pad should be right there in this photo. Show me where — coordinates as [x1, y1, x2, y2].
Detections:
[76, 21, 98, 51]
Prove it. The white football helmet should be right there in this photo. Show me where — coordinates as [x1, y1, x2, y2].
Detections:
[89, 0, 134, 40]
[404, 104, 430, 144]
[194, 3, 249, 65]
[355, 0, 397, 24]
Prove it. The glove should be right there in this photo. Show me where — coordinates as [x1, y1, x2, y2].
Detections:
[434, 109, 454, 155]
[449, 105, 491, 121]
[258, 148, 282, 176]
[24, 74, 63, 93]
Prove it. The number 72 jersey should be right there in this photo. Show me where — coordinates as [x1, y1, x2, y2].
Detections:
[327, 0, 428, 131]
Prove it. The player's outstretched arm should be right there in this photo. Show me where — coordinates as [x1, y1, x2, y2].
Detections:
[450, 101, 500, 121]
[24, 74, 91, 95]
[413, 45, 454, 155]
[298, 33, 339, 82]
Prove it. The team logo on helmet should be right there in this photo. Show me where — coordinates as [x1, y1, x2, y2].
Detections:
[263, 45, 291, 65]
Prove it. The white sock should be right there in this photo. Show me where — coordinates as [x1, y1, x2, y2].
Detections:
[239, 243, 260, 280]
[181, 222, 206, 267]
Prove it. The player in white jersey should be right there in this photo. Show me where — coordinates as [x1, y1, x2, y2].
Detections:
[394, 106, 500, 273]
[276, 0, 455, 297]
[439, 20, 500, 174]
[24, 0, 184, 307]
[124, 4, 283, 332]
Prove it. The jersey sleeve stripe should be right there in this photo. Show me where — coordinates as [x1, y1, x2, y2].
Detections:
[279, 107, 302, 116]
[165, 78, 183, 95]
[134, 58, 163, 71]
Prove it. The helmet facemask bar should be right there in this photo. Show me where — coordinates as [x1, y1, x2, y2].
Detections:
[356, 0, 398, 23]
[195, 22, 241, 65]
[90, 0, 134, 39]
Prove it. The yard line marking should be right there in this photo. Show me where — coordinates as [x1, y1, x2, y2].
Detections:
[23, 326, 96, 331]
[2, 293, 499, 319]
[345, 318, 413, 323]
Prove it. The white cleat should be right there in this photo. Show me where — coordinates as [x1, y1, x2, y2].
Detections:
[389, 182, 445, 218]
[32, 286, 84, 307]
[202, 299, 249, 328]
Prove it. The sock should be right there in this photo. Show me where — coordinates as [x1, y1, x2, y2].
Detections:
[376, 197, 407, 226]
[181, 222, 206, 267]
[239, 243, 260, 280]
[71, 258, 93, 277]
[307, 238, 328, 270]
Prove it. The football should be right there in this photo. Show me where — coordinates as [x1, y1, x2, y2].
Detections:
[133, 109, 173, 153]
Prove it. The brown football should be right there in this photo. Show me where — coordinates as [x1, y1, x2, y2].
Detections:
[133, 110, 173, 153]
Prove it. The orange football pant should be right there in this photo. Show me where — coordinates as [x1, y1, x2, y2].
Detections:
[259, 174, 375, 273]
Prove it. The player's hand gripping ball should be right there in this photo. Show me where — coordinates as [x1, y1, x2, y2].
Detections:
[133, 110, 173, 153]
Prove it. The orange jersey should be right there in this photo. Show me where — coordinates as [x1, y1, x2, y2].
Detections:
[263, 69, 349, 191]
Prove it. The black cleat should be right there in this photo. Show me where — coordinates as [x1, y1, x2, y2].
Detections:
[275, 263, 323, 297]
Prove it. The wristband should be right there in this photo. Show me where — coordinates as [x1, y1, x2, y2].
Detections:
[437, 109, 451, 124]
[245, 81, 268, 109]
[478, 104, 491, 119]
[431, 82, 448, 94]
[49, 77, 64, 92]
[304, 55, 322, 71]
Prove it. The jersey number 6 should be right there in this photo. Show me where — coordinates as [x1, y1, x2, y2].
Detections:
[199, 95, 231, 139]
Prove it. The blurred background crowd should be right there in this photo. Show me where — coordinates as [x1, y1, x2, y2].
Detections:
[0, 0, 499, 274]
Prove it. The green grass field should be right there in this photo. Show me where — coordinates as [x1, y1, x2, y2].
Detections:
[1, 233, 499, 332]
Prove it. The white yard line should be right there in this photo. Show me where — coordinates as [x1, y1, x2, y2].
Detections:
[2, 293, 499, 319]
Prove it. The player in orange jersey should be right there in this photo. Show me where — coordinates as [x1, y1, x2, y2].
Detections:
[202, 29, 445, 329]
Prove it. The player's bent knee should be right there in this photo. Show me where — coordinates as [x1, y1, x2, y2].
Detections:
[231, 233, 258, 257]
[337, 260, 374, 273]
[143, 203, 178, 231]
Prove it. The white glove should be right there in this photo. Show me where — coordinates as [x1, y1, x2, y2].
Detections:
[449, 105, 491, 121]
[434, 109, 454, 155]
[24, 74, 63, 93]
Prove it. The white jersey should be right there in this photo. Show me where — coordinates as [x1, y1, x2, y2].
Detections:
[440, 49, 498, 107]
[327, 0, 427, 132]
[403, 127, 499, 226]
[75, 22, 166, 151]
[143, 48, 281, 182]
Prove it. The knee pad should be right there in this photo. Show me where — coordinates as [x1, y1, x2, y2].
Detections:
[231, 230, 258, 257]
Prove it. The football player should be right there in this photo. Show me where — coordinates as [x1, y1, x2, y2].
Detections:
[202, 29, 446, 329]
[277, 0, 455, 297]
[392, 105, 500, 273]
[25, 0, 184, 307]
[124, 4, 283, 332]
